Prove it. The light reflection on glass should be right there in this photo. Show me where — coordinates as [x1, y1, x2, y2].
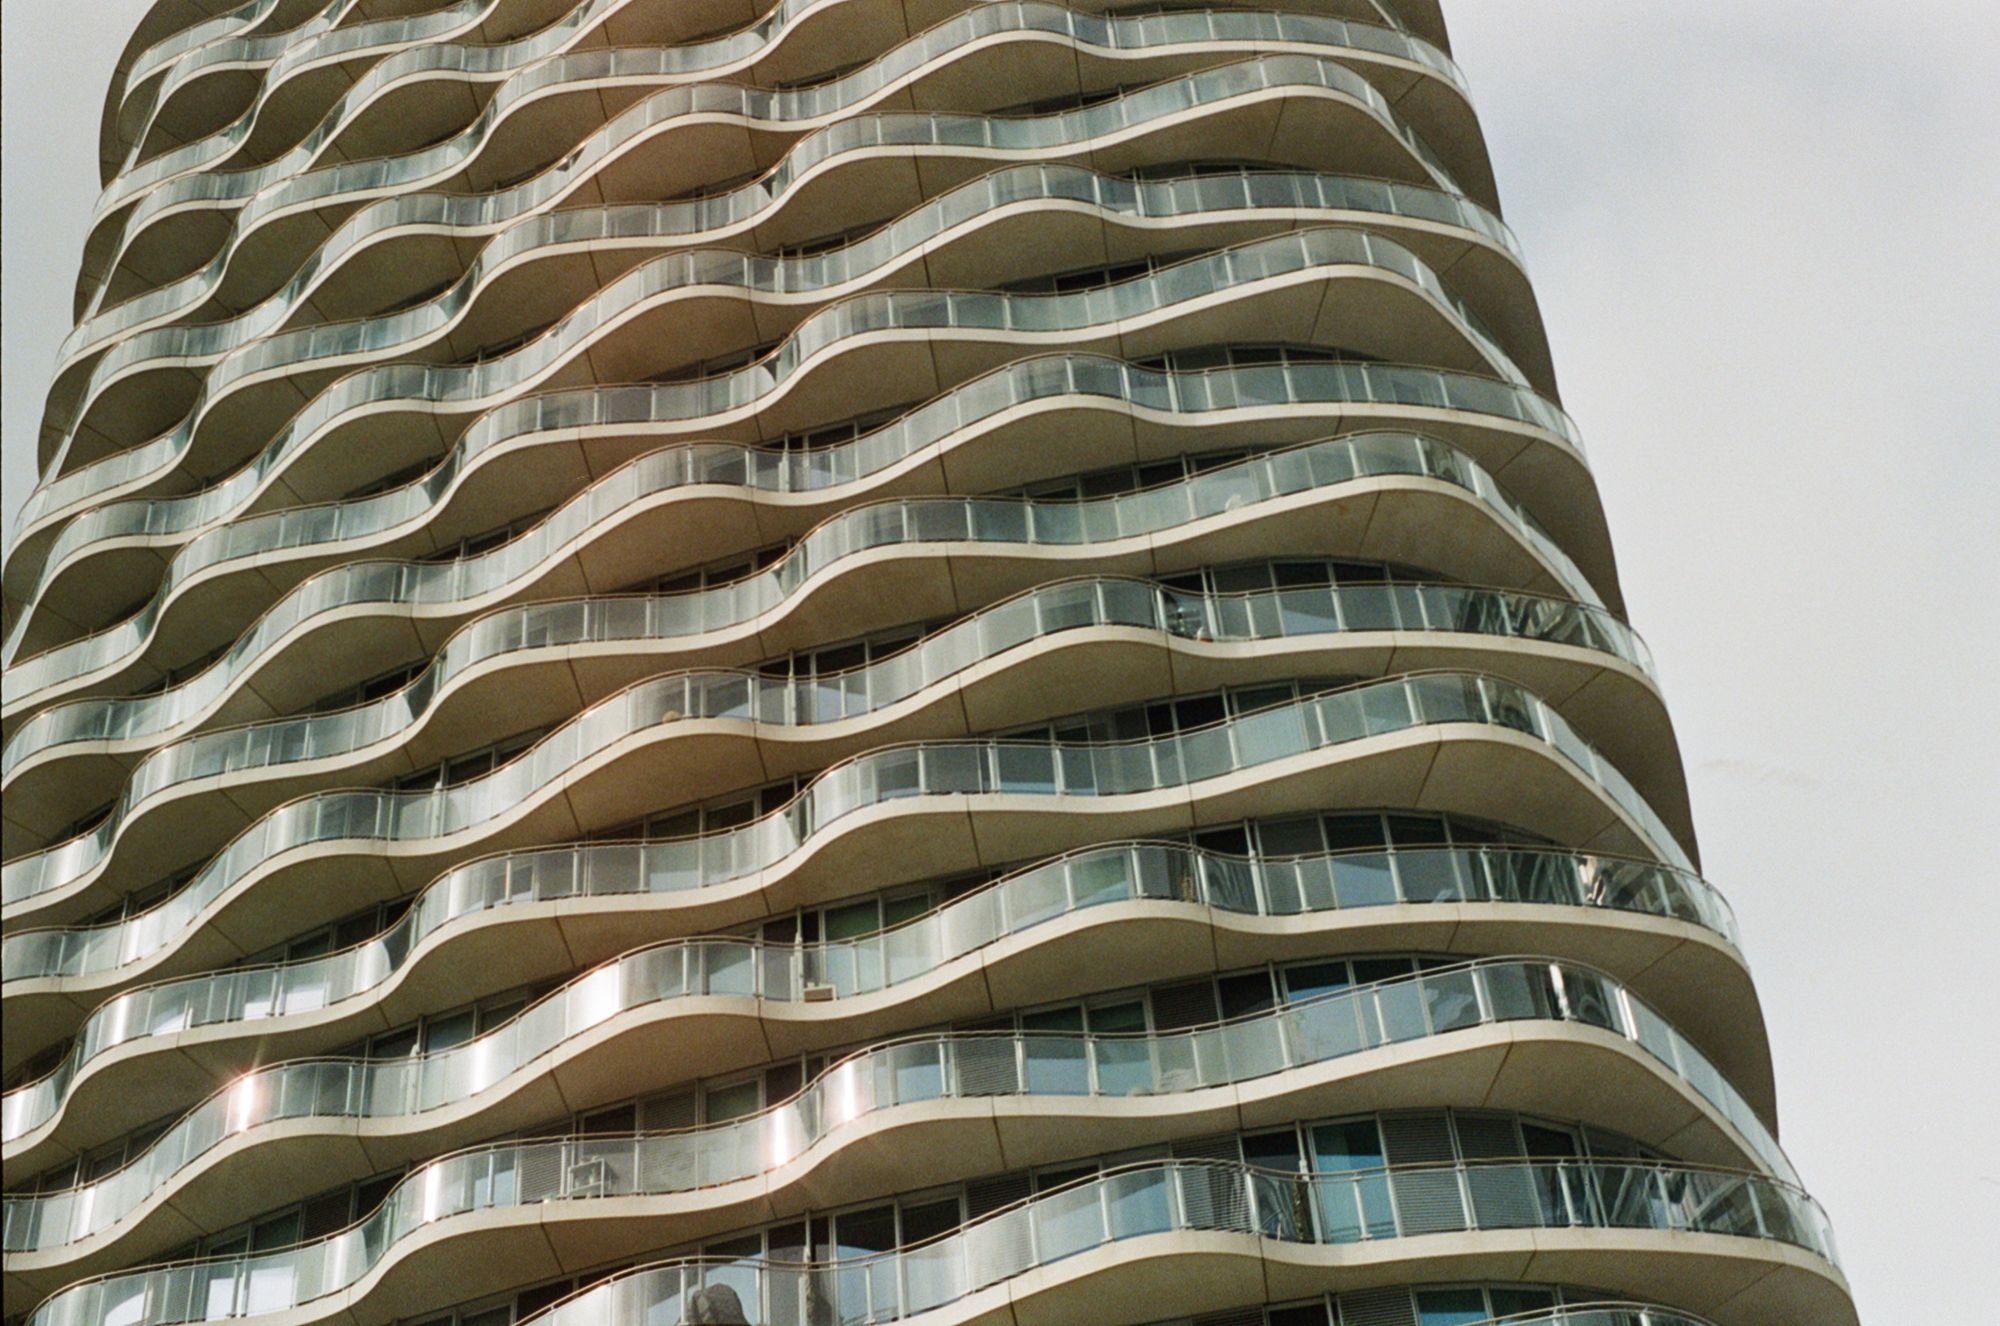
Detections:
[225, 1076, 257, 1133]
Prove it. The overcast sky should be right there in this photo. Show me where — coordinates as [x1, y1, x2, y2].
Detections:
[3, 1, 1996, 1320]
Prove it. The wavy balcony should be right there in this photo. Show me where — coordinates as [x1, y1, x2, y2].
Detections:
[16, 51, 1560, 547]
[23, 1152, 1850, 1326]
[20, 3, 1850, 1325]
[74, 11, 1476, 342]
[79, 9, 1488, 334]
[2, 439, 1657, 919]
[0, 430, 1600, 852]
[0, 448, 1639, 859]
[71, 0, 1160, 372]
[111, 0, 681, 178]
[1, 836, 1757, 1211]
[111, 0, 593, 189]
[15, 1121, 1845, 1325]
[81, 0, 1472, 329]
[15, 193, 1568, 640]
[39, 163, 1550, 556]
[110, 0, 513, 184]
[18, 171, 1551, 652]
[7, 232, 1538, 722]
[98, 0, 313, 181]
[95, 0, 1472, 261]
[3, 957, 1794, 1298]
[22, 192, 1544, 668]
[68, 33, 1445, 386]
[2, 373, 1601, 774]
[1161, 1308, 1725, 1326]
[53, 40, 1519, 410]
[344, 1163, 1847, 1326]
[56, 26, 1492, 481]
[113, 0, 1179, 189]
[2, 560, 1664, 881]
[63, 49, 1468, 400]
[0, 670, 1699, 1130]
[0, 817, 1762, 1113]
[106, 1, 520, 185]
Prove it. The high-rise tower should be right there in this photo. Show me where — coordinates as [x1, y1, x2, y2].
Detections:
[1, 3, 1857, 1326]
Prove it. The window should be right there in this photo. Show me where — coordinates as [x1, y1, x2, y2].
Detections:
[339, 987, 539, 1062]
[618, 542, 787, 595]
[1412, 1289, 1499, 1326]
[1133, 343, 1379, 373]
[413, 508, 553, 564]
[1312, 1118, 1396, 1240]
[590, 775, 807, 843]
[388, 727, 545, 794]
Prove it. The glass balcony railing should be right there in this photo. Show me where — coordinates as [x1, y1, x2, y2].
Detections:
[66, 71, 1511, 371]
[23, 40, 1522, 522]
[9, 218, 1542, 684]
[23, 178, 1520, 592]
[486, 1226, 1825, 1326]
[3, 839, 1740, 1245]
[121, 0, 291, 97]
[31, 169, 1522, 615]
[4, 423, 1591, 771]
[2, 434, 1621, 904]
[61, 35, 1496, 377]
[1374, 1310, 1716, 1326]
[113, 0, 509, 207]
[57, 574, 1651, 844]
[30, 196, 1531, 646]
[22, 1154, 1837, 1326]
[98, 1, 1465, 231]
[120, 0, 436, 126]
[15, 172, 1532, 590]
[2, 671, 1693, 1001]
[50, 207, 1522, 545]
[71, 50, 1464, 379]
[54, 158, 1523, 485]
[4, 957, 1798, 1272]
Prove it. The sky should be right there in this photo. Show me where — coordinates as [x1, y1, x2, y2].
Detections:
[3, 0, 1997, 1320]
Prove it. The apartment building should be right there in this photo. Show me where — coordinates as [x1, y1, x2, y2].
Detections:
[0, 2, 1857, 1325]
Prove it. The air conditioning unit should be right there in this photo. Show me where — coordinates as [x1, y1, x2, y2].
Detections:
[802, 983, 837, 1003]
[567, 1156, 609, 1196]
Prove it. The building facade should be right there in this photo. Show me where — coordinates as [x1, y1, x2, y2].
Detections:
[0, 3, 1857, 1326]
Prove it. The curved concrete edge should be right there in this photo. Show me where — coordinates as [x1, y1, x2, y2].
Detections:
[14, 1161, 1855, 1326]
[26, 218, 1549, 676]
[0, 459, 1614, 862]
[70, 30, 1476, 377]
[4, 378, 1606, 698]
[5, 1018, 1784, 1305]
[112, 0, 544, 199]
[0, 718, 1741, 1179]
[52, 220, 1517, 590]
[26, 73, 1548, 558]
[9, 250, 1527, 719]
[0, 599, 1675, 949]
[42, 171, 1540, 532]
[95, 0, 1479, 280]
[2, 889, 1761, 1249]
[64, 56, 1460, 425]
[0, 599, 1666, 868]
[1, 528, 1670, 918]
[0, 891, 1775, 1168]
